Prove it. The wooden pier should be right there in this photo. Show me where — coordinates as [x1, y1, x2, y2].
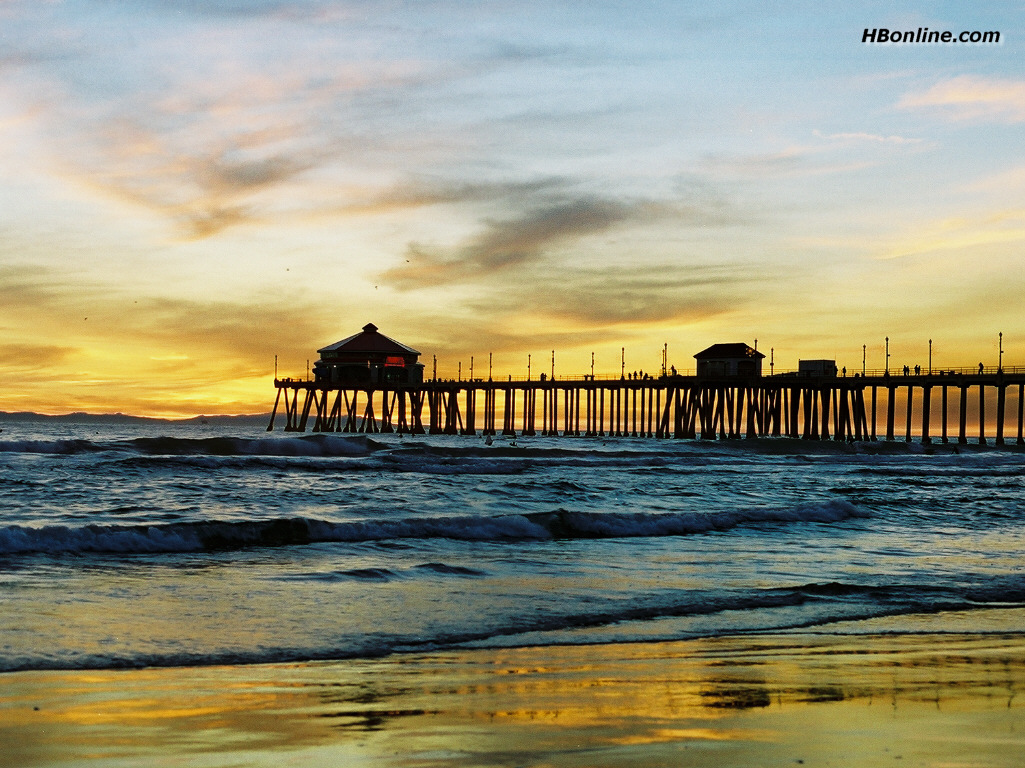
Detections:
[268, 371, 1025, 445]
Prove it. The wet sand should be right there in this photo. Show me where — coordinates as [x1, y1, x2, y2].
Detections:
[4, 624, 1025, 767]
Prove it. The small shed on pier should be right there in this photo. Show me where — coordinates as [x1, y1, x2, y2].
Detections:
[313, 323, 424, 386]
[694, 343, 764, 378]
[798, 359, 838, 377]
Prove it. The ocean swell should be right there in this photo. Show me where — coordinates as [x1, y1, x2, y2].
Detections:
[0, 500, 867, 555]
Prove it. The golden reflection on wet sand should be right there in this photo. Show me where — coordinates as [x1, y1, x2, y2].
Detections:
[3, 631, 1025, 767]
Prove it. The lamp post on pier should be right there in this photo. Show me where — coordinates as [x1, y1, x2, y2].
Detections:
[488, 352, 492, 381]
[999, 332, 1004, 372]
[885, 337, 889, 375]
[929, 339, 932, 374]
[551, 350, 555, 380]
[862, 345, 866, 376]
[527, 354, 531, 381]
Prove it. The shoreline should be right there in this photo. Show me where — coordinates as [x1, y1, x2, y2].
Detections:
[5, 625, 1025, 767]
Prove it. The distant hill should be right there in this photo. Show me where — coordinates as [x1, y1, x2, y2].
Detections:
[0, 411, 271, 426]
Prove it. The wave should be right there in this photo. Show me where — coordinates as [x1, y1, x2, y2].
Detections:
[0, 438, 104, 455]
[4, 431, 1020, 475]
[129, 434, 385, 457]
[0, 434, 384, 457]
[269, 562, 489, 583]
[0, 500, 867, 555]
[5, 576, 1023, 673]
[413, 562, 488, 576]
[108, 453, 536, 476]
[523, 500, 866, 538]
[0, 434, 690, 476]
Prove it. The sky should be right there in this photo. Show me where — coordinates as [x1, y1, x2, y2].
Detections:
[1, 1, 1022, 416]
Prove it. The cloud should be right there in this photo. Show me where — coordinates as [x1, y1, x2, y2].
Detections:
[900, 76, 1025, 123]
[69, 108, 335, 238]
[0, 265, 337, 372]
[875, 209, 1025, 260]
[0, 265, 83, 312]
[360, 178, 758, 358]
[144, 0, 304, 18]
[2, 8, 449, 239]
[699, 150, 805, 178]
[382, 196, 655, 289]
[337, 176, 569, 215]
[380, 260, 758, 366]
[2, 1, 731, 245]
[0, 343, 79, 369]
[363, 175, 757, 361]
[813, 130, 923, 145]
[478, 264, 752, 326]
[126, 296, 327, 365]
[702, 132, 931, 182]
[380, 179, 745, 290]
[963, 165, 1025, 195]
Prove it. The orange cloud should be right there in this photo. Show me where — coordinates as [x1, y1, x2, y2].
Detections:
[0, 266, 354, 416]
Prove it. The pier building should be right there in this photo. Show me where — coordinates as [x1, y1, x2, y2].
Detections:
[694, 343, 764, 378]
[798, 360, 838, 378]
[312, 323, 423, 387]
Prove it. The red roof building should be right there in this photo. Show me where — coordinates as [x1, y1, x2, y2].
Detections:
[313, 323, 424, 385]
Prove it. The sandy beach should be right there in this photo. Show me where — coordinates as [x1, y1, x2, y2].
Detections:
[5, 616, 1025, 768]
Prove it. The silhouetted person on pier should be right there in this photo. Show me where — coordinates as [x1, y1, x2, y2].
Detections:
[842, 367, 846, 377]
[979, 362, 984, 374]
[903, 365, 909, 376]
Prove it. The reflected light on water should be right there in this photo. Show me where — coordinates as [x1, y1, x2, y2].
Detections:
[2, 631, 1025, 767]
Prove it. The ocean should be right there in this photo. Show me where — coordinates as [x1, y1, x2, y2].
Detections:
[2, 418, 1024, 674]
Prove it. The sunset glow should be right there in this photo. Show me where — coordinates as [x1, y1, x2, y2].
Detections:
[2, 2, 1021, 416]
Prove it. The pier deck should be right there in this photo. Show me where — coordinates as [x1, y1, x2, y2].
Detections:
[268, 371, 1025, 445]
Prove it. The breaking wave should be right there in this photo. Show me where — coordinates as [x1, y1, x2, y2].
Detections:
[0, 500, 867, 555]
[0, 434, 384, 457]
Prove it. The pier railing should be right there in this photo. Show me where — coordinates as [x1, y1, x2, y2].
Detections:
[268, 370, 1025, 446]
[277, 366, 1025, 388]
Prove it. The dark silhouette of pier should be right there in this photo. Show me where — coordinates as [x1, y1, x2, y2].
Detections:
[268, 369, 1025, 446]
